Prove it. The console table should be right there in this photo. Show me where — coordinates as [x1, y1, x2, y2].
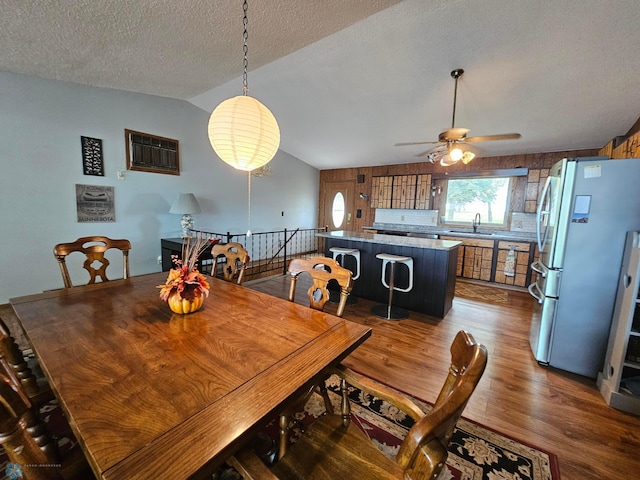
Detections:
[160, 238, 214, 272]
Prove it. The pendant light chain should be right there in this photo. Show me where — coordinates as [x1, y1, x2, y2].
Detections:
[242, 0, 249, 95]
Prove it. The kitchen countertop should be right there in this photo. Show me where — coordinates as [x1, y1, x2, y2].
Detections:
[317, 230, 461, 251]
[366, 224, 537, 242]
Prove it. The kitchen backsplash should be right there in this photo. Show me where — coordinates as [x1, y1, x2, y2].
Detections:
[510, 212, 536, 233]
[374, 209, 439, 226]
[374, 209, 536, 233]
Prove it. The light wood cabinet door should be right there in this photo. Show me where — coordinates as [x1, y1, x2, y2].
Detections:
[391, 174, 417, 209]
[415, 174, 431, 209]
[370, 176, 393, 209]
[494, 241, 532, 287]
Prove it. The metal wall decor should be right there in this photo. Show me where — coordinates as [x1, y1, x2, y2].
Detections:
[125, 129, 180, 175]
[81, 136, 104, 176]
[75, 184, 115, 223]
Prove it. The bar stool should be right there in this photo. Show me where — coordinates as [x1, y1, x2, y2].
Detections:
[371, 253, 414, 320]
[329, 247, 360, 304]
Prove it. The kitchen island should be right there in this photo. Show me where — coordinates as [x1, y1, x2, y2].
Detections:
[317, 231, 461, 318]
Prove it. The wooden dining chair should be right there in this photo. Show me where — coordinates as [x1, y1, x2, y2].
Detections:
[0, 316, 53, 406]
[211, 242, 250, 285]
[53, 236, 131, 288]
[287, 257, 354, 318]
[0, 373, 95, 480]
[231, 330, 488, 480]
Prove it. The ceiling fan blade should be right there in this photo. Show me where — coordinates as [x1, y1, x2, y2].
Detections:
[394, 141, 440, 147]
[465, 133, 521, 142]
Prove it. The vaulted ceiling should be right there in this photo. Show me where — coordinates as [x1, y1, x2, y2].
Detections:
[2, 0, 639, 169]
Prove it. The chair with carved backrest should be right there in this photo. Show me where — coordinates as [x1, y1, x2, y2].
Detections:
[0, 373, 94, 480]
[53, 236, 131, 288]
[230, 330, 488, 480]
[287, 257, 354, 318]
[211, 242, 250, 285]
[0, 316, 53, 406]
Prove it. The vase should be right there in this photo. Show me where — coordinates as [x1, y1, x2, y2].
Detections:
[167, 290, 205, 314]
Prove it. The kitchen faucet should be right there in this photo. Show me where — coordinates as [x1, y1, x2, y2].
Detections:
[473, 213, 481, 233]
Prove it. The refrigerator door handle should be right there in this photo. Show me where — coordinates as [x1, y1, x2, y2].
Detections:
[528, 282, 544, 304]
[536, 176, 552, 252]
[530, 260, 546, 277]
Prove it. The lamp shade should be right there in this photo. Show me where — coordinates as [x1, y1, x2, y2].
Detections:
[169, 193, 201, 214]
[208, 95, 280, 172]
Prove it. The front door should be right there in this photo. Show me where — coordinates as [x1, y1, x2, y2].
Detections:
[323, 181, 354, 232]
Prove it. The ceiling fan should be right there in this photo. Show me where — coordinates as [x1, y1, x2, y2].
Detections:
[395, 68, 521, 166]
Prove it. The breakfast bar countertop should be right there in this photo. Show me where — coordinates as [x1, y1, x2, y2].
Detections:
[317, 230, 461, 251]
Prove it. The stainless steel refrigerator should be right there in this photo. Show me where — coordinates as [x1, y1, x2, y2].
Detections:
[528, 157, 640, 378]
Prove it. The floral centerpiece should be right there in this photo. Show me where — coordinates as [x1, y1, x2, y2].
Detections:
[158, 234, 219, 314]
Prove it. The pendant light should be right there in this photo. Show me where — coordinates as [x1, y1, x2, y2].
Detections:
[208, 0, 280, 235]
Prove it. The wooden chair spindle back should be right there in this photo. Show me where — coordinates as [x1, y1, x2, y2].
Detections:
[53, 236, 131, 288]
[287, 257, 354, 318]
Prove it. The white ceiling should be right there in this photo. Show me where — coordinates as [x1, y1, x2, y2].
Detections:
[2, 0, 640, 170]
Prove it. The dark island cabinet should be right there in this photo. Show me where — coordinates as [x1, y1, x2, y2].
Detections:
[323, 235, 459, 318]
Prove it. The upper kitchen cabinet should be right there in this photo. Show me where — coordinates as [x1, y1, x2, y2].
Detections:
[370, 174, 431, 210]
[415, 174, 432, 209]
[391, 174, 417, 209]
[370, 176, 393, 208]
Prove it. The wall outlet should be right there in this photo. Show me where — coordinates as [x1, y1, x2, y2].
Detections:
[117, 171, 125, 180]
[157, 255, 162, 265]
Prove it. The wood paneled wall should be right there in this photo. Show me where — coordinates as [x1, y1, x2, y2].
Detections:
[318, 149, 599, 231]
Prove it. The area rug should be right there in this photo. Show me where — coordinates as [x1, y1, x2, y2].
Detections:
[455, 281, 509, 305]
[1, 380, 560, 480]
[249, 375, 560, 480]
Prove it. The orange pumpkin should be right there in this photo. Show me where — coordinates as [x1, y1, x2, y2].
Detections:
[167, 290, 204, 314]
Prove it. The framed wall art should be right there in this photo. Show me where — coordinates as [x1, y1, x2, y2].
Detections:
[81, 136, 104, 176]
[125, 129, 180, 175]
[76, 184, 115, 223]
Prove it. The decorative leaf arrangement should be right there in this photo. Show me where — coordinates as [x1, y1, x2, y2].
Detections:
[158, 234, 219, 302]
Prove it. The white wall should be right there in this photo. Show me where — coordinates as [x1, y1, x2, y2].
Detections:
[0, 72, 319, 302]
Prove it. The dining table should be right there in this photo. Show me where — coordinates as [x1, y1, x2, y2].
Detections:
[9, 272, 371, 480]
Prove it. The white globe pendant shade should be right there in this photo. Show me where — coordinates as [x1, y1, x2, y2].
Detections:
[208, 95, 280, 171]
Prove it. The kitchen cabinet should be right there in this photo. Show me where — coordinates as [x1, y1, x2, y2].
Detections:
[370, 174, 431, 210]
[415, 174, 432, 209]
[370, 176, 393, 208]
[440, 236, 493, 281]
[494, 241, 533, 287]
[440, 235, 536, 287]
[391, 174, 417, 209]
[320, 231, 460, 318]
[598, 231, 640, 414]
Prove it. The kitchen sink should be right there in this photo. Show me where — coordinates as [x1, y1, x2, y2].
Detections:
[447, 230, 495, 236]
[406, 232, 439, 239]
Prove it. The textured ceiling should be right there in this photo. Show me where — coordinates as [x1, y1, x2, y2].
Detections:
[2, 0, 640, 170]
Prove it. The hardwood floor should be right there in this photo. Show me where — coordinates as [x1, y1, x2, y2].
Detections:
[245, 275, 640, 480]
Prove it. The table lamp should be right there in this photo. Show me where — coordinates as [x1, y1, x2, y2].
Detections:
[169, 193, 201, 237]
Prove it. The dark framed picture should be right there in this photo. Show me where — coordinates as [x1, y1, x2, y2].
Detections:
[125, 129, 180, 175]
[75, 184, 115, 223]
[81, 136, 104, 176]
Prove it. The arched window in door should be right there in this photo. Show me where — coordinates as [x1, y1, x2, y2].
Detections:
[331, 192, 345, 229]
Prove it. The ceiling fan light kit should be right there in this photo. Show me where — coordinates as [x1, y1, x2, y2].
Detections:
[395, 68, 520, 166]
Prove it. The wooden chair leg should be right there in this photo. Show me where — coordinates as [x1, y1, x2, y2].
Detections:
[339, 377, 351, 427]
[317, 380, 334, 415]
[336, 288, 350, 317]
[278, 414, 289, 460]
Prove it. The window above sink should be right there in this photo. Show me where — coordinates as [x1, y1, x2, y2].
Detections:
[434, 168, 528, 231]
